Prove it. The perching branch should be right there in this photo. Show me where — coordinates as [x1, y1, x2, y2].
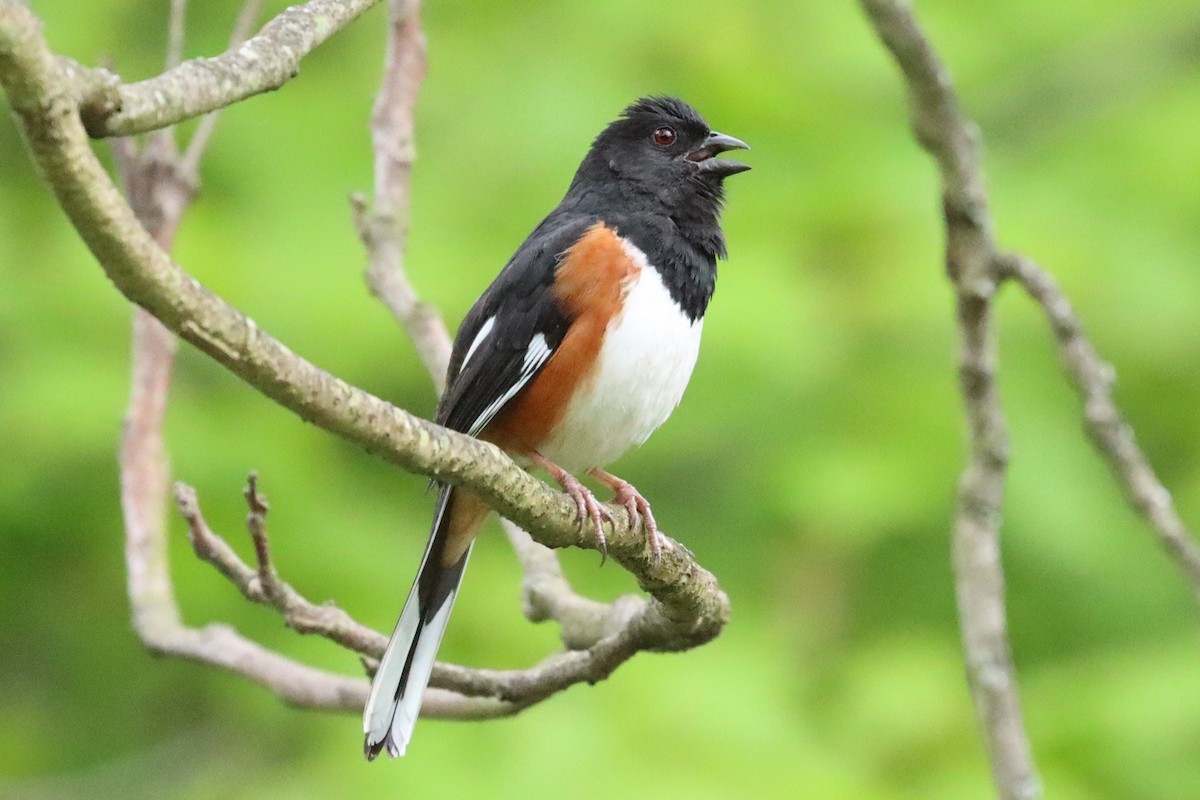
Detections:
[0, 0, 729, 724]
[860, 1, 1200, 799]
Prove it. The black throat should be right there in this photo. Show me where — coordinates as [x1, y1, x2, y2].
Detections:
[562, 156, 729, 322]
[626, 216, 720, 323]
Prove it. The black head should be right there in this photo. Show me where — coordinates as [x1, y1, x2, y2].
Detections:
[567, 97, 750, 216]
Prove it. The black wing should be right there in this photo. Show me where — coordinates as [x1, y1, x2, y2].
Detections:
[436, 213, 597, 436]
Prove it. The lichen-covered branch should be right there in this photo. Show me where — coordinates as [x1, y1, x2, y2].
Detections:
[72, 0, 384, 138]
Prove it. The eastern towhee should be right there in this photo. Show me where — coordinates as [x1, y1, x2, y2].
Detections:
[363, 96, 749, 759]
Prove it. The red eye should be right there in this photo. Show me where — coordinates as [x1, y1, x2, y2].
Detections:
[652, 126, 677, 146]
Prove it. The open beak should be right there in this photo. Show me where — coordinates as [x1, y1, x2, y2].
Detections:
[687, 131, 751, 177]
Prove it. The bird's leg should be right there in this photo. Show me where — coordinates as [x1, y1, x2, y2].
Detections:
[589, 468, 662, 561]
[528, 451, 612, 561]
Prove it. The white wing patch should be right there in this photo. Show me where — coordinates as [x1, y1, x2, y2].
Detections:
[523, 332, 552, 370]
[467, 333, 553, 436]
[460, 315, 495, 372]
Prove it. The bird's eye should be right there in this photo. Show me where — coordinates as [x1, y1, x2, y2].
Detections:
[652, 126, 677, 146]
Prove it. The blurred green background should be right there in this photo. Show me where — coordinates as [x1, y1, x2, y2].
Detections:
[3, 0, 1199, 797]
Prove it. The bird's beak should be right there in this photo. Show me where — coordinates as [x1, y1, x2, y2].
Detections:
[687, 131, 751, 177]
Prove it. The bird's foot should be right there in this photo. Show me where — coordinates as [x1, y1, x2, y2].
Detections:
[530, 452, 612, 562]
[590, 468, 662, 562]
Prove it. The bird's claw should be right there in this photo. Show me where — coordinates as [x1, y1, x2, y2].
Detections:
[611, 482, 662, 562]
[555, 470, 611, 564]
[589, 469, 663, 562]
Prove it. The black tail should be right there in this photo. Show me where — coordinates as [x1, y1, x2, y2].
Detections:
[363, 485, 472, 759]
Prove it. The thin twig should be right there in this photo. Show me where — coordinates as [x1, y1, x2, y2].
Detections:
[1000, 254, 1200, 605]
[165, 0, 187, 72]
[179, 0, 263, 175]
[352, 0, 451, 391]
[243, 471, 272, 588]
[174, 481, 649, 712]
[176, 480, 390, 657]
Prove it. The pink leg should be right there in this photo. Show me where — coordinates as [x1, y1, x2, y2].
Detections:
[589, 468, 662, 561]
[529, 451, 612, 560]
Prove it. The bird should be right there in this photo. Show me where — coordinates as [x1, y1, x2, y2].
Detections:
[363, 96, 749, 759]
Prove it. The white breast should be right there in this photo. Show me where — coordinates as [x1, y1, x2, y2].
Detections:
[539, 242, 704, 472]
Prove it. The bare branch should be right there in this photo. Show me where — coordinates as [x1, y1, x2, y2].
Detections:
[859, 2, 1038, 798]
[72, 0, 384, 138]
[1000, 255, 1200, 604]
[102, 0, 482, 722]
[108, 22, 389, 715]
[151, 623, 372, 710]
[863, 1, 1200, 796]
[115, 91, 192, 654]
[174, 480, 662, 717]
[426, 629, 642, 705]
[121, 306, 183, 640]
[352, 0, 451, 391]
[176, 479, 390, 658]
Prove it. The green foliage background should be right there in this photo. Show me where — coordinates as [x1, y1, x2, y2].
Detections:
[3, 1, 1199, 797]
